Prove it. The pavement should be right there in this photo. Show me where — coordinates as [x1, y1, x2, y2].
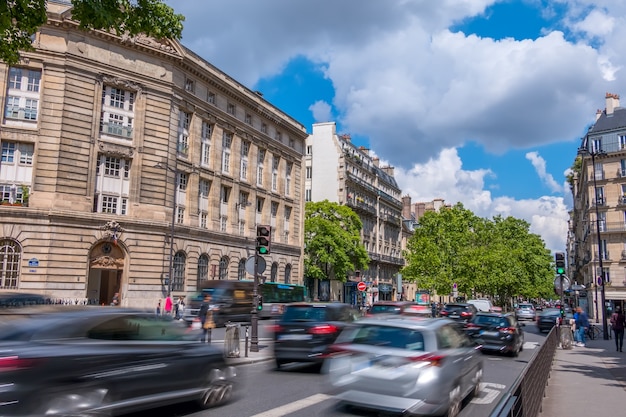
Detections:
[539, 332, 626, 417]
[214, 337, 275, 365]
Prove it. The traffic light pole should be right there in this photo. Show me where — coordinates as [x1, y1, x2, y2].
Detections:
[251, 252, 259, 352]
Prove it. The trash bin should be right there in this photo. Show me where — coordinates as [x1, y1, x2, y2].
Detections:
[224, 322, 240, 358]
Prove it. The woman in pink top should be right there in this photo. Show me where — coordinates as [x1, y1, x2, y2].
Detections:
[164, 294, 173, 315]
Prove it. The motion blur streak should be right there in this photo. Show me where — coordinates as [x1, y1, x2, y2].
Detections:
[249, 394, 331, 417]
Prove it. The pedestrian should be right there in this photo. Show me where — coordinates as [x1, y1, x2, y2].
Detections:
[431, 301, 437, 318]
[175, 296, 185, 320]
[110, 292, 120, 306]
[199, 293, 216, 343]
[164, 294, 173, 316]
[156, 299, 161, 315]
[610, 306, 626, 352]
[575, 307, 589, 347]
[572, 308, 580, 344]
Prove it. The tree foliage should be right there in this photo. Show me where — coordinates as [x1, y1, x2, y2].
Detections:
[304, 200, 369, 283]
[1, 0, 184, 65]
[402, 203, 554, 305]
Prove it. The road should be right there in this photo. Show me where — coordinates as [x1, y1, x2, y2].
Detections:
[124, 319, 546, 417]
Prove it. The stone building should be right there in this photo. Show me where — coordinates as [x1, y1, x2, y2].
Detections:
[0, 2, 307, 308]
[305, 122, 404, 305]
[569, 93, 626, 319]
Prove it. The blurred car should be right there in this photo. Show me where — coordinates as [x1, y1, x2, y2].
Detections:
[439, 303, 478, 324]
[537, 307, 573, 333]
[401, 304, 433, 317]
[325, 316, 483, 417]
[367, 301, 419, 316]
[467, 299, 494, 313]
[272, 303, 359, 370]
[464, 312, 525, 357]
[0, 307, 236, 416]
[0, 292, 47, 308]
[515, 303, 536, 321]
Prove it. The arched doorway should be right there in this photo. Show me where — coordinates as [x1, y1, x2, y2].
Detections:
[87, 241, 125, 305]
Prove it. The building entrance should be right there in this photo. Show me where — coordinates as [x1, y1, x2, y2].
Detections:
[88, 241, 125, 306]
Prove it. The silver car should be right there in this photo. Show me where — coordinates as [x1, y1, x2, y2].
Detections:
[515, 303, 536, 321]
[324, 316, 483, 417]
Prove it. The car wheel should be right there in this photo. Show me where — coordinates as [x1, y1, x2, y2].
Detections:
[469, 367, 483, 399]
[197, 381, 233, 409]
[446, 385, 462, 417]
[275, 358, 287, 370]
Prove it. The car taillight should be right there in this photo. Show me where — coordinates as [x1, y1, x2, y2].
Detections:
[0, 356, 37, 372]
[268, 324, 283, 333]
[460, 311, 471, 317]
[408, 354, 446, 367]
[308, 324, 339, 335]
[465, 323, 480, 329]
[440, 311, 449, 316]
[322, 344, 352, 358]
[499, 327, 517, 334]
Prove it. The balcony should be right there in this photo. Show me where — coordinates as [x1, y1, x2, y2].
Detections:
[101, 122, 133, 138]
[591, 197, 606, 207]
[618, 195, 626, 206]
[4, 106, 37, 121]
[590, 221, 626, 233]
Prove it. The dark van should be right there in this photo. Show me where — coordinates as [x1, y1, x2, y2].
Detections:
[184, 280, 254, 327]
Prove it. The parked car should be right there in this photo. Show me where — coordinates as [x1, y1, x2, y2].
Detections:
[367, 301, 419, 316]
[464, 312, 525, 356]
[537, 307, 573, 333]
[439, 303, 478, 324]
[515, 303, 536, 321]
[272, 302, 359, 370]
[325, 316, 483, 417]
[0, 307, 237, 416]
[467, 299, 494, 313]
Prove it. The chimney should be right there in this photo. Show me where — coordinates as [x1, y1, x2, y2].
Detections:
[340, 134, 351, 142]
[596, 109, 602, 122]
[358, 146, 369, 156]
[606, 92, 620, 116]
[414, 203, 425, 220]
[402, 195, 412, 219]
[372, 157, 380, 167]
[381, 166, 395, 177]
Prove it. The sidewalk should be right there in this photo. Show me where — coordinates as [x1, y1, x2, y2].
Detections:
[539, 333, 626, 417]
[215, 337, 275, 365]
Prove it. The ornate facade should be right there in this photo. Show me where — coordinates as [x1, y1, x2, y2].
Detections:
[0, 3, 307, 308]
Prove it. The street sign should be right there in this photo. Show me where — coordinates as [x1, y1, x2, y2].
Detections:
[553, 275, 571, 295]
[357, 282, 367, 291]
[245, 256, 267, 275]
[597, 276, 603, 286]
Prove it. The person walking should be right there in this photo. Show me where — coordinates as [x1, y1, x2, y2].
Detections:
[610, 306, 626, 352]
[575, 307, 590, 347]
[164, 294, 173, 317]
[199, 293, 216, 343]
[175, 296, 185, 320]
[156, 299, 161, 316]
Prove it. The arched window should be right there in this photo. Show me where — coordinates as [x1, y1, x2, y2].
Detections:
[238, 258, 247, 281]
[172, 251, 186, 292]
[270, 262, 278, 283]
[0, 239, 21, 289]
[219, 256, 229, 280]
[284, 264, 292, 284]
[197, 254, 209, 289]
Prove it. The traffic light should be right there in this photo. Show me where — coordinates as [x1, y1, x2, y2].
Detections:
[555, 252, 566, 275]
[256, 225, 271, 255]
[559, 304, 565, 317]
[257, 295, 263, 311]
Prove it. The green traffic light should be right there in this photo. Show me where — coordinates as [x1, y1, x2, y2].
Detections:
[258, 247, 268, 254]
[557, 268, 565, 275]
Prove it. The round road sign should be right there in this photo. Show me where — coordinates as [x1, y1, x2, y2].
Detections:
[357, 282, 367, 291]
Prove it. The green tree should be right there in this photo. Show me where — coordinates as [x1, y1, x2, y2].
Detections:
[1, 0, 184, 65]
[402, 203, 554, 305]
[304, 200, 369, 283]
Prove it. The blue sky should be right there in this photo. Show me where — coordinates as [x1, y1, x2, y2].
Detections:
[166, 0, 626, 253]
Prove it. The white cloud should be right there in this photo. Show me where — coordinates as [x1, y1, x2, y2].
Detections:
[309, 100, 333, 123]
[526, 151, 564, 193]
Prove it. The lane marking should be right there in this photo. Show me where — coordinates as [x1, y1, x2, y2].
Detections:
[523, 341, 539, 350]
[470, 382, 506, 404]
[249, 393, 332, 417]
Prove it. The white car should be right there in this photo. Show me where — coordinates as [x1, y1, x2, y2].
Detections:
[467, 299, 493, 313]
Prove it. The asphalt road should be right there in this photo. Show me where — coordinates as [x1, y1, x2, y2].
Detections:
[124, 320, 549, 417]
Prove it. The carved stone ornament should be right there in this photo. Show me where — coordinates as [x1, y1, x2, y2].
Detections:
[90, 255, 124, 270]
[132, 34, 179, 55]
[98, 140, 135, 158]
[98, 75, 143, 95]
[101, 220, 124, 241]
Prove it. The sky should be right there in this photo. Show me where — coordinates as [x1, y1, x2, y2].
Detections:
[164, 0, 626, 254]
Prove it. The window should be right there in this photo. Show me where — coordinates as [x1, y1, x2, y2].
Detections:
[261, 123, 268, 134]
[177, 111, 191, 156]
[219, 256, 229, 280]
[227, 103, 236, 115]
[221, 132, 232, 173]
[1, 142, 15, 163]
[172, 251, 186, 292]
[285, 162, 293, 196]
[207, 91, 216, 104]
[0, 239, 21, 289]
[306, 145, 312, 155]
[240, 140, 250, 181]
[197, 254, 209, 289]
[285, 206, 292, 221]
[176, 206, 185, 224]
[305, 189, 312, 202]
[270, 262, 278, 283]
[238, 259, 246, 281]
[285, 264, 292, 284]
[220, 185, 230, 203]
[306, 167, 312, 179]
[271, 201, 278, 218]
[271, 156, 279, 192]
[100, 86, 134, 138]
[4, 68, 41, 123]
[177, 172, 188, 192]
[289, 138, 295, 148]
[275, 131, 282, 142]
[257, 149, 265, 187]
[184, 78, 195, 92]
[200, 212, 207, 229]
[201, 121, 212, 167]
[93, 154, 131, 215]
[245, 113, 252, 124]
[257, 197, 264, 213]
[199, 179, 210, 198]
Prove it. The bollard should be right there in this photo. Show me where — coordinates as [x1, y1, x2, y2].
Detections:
[242, 322, 250, 357]
[224, 322, 240, 358]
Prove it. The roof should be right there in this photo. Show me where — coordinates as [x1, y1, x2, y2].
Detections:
[589, 107, 626, 133]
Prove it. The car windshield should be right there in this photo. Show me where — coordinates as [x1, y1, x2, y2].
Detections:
[282, 306, 329, 322]
[369, 305, 402, 314]
[342, 324, 426, 351]
[518, 304, 533, 309]
[445, 305, 468, 312]
[474, 315, 509, 328]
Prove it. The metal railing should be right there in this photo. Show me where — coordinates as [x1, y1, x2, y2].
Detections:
[489, 327, 558, 417]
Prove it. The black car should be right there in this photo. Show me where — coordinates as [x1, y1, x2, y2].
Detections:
[272, 302, 359, 370]
[464, 312, 525, 357]
[366, 301, 419, 316]
[0, 307, 237, 416]
[439, 303, 478, 324]
[537, 307, 573, 333]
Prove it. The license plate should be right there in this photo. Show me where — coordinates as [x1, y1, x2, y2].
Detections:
[450, 314, 460, 318]
[278, 334, 312, 341]
[480, 331, 498, 337]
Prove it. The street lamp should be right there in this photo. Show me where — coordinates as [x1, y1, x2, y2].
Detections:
[579, 147, 609, 340]
[155, 161, 178, 297]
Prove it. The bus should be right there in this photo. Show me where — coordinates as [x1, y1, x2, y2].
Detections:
[259, 282, 307, 319]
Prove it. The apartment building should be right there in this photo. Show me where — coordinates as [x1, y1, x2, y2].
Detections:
[305, 122, 404, 305]
[569, 93, 626, 319]
[0, 2, 307, 308]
